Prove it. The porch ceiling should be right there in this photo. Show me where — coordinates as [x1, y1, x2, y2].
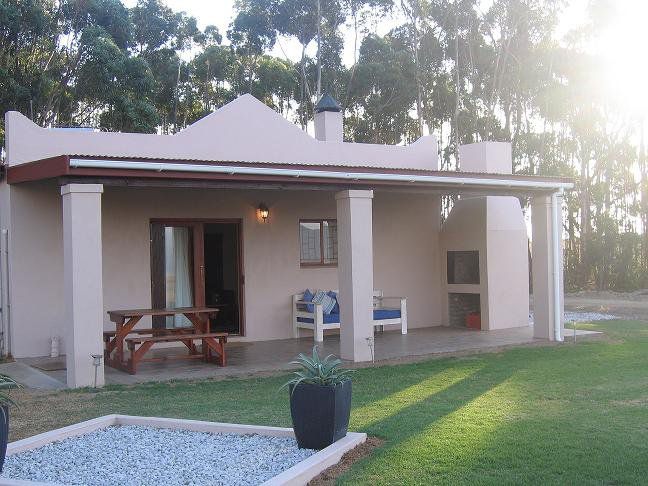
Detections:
[7, 155, 573, 197]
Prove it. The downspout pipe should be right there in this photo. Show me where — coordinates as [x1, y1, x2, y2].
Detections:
[0, 229, 10, 356]
[551, 189, 564, 342]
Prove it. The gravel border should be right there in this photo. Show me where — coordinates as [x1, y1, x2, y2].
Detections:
[563, 311, 619, 322]
[1, 425, 316, 486]
[529, 311, 618, 325]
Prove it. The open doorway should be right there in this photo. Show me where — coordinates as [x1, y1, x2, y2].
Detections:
[204, 223, 242, 334]
[150, 219, 244, 335]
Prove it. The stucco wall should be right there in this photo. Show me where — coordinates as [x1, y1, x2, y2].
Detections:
[2, 182, 65, 357]
[484, 197, 530, 330]
[373, 192, 441, 330]
[4, 183, 442, 358]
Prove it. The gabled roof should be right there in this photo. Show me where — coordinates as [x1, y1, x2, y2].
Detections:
[5, 94, 438, 171]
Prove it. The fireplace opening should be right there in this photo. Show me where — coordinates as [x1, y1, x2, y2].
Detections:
[449, 293, 481, 329]
[447, 250, 480, 284]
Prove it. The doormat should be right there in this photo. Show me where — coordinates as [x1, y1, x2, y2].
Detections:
[32, 361, 66, 372]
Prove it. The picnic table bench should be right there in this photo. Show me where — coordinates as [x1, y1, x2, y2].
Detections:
[104, 307, 227, 375]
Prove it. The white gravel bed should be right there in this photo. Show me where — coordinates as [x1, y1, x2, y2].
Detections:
[529, 311, 618, 325]
[563, 311, 619, 322]
[1, 425, 316, 486]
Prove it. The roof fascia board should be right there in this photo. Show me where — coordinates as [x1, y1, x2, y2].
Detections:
[69, 158, 574, 191]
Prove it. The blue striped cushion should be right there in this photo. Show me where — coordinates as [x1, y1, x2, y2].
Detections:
[312, 290, 336, 315]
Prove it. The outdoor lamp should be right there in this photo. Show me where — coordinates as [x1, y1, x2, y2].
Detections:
[258, 203, 269, 222]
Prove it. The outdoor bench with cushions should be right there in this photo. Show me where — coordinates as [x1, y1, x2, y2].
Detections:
[292, 289, 407, 342]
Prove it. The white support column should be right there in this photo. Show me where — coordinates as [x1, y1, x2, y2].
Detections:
[336, 190, 374, 362]
[531, 193, 564, 341]
[62, 184, 105, 388]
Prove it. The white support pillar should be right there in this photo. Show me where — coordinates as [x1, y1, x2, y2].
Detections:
[531, 193, 564, 341]
[62, 184, 105, 388]
[336, 190, 374, 362]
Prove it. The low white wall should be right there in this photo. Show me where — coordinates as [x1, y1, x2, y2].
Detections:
[5, 182, 443, 357]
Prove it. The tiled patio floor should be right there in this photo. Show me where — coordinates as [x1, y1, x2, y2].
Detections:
[20, 325, 601, 387]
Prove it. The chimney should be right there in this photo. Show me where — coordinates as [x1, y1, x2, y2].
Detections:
[458, 142, 512, 174]
[314, 94, 343, 142]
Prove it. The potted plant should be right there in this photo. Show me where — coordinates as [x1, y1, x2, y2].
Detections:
[283, 346, 354, 450]
[0, 374, 19, 472]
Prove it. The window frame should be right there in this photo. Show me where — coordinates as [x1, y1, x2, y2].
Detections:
[299, 218, 338, 267]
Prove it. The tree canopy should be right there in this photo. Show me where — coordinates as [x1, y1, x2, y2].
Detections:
[0, 0, 646, 291]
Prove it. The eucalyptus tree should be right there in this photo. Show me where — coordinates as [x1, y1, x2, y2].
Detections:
[228, 0, 279, 101]
[346, 32, 418, 144]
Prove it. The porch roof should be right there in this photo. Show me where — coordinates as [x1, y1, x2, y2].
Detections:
[7, 155, 573, 196]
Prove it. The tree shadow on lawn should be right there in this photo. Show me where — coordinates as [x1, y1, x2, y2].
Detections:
[341, 329, 648, 485]
[343, 358, 516, 484]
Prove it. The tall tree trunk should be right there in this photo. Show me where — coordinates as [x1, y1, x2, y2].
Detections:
[316, 0, 322, 100]
[640, 117, 648, 281]
[579, 143, 591, 287]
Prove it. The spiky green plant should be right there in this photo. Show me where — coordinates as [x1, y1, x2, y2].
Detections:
[282, 346, 354, 391]
[0, 374, 20, 408]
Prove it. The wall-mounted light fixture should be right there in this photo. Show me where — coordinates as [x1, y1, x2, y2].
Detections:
[258, 203, 269, 223]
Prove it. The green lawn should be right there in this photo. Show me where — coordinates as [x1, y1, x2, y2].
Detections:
[13, 320, 648, 485]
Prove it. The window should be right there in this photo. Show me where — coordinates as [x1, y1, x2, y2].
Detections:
[300, 219, 338, 266]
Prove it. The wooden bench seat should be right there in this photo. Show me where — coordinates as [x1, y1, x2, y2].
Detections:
[125, 332, 225, 344]
[103, 327, 195, 339]
[124, 332, 227, 374]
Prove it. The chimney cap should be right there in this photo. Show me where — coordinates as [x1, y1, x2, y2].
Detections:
[315, 94, 342, 113]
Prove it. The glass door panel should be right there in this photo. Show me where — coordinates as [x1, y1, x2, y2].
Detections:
[150, 223, 195, 329]
[164, 227, 193, 328]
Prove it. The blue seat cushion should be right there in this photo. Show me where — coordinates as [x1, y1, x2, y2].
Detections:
[297, 313, 341, 324]
[327, 291, 339, 314]
[302, 289, 314, 312]
[373, 308, 401, 320]
[297, 308, 401, 324]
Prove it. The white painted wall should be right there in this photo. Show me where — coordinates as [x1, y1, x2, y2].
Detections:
[3, 182, 65, 358]
[4, 182, 443, 358]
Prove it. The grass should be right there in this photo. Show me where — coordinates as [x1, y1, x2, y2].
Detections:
[10, 320, 648, 485]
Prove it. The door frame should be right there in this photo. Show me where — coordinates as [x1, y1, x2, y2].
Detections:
[149, 218, 245, 336]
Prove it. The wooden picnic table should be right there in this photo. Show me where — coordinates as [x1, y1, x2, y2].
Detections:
[104, 307, 227, 374]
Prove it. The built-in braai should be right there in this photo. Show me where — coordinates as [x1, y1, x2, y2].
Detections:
[439, 142, 531, 332]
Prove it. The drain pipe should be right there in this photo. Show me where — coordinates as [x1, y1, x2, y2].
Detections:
[0, 229, 10, 356]
[551, 190, 563, 342]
